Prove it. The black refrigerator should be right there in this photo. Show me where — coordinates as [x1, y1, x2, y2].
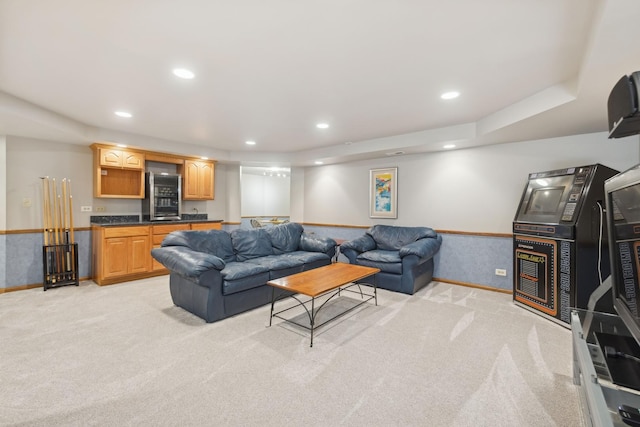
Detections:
[142, 172, 182, 221]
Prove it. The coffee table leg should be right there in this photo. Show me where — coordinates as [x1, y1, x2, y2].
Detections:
[374, 276, 378, 306]
[269, 286, 275, 327]
[310, 297, 315, 347]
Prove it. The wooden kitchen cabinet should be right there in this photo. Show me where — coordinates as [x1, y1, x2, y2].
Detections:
[98, 148, 145, 169]
[92, 145, 145, 198]
[92, 221, 224, 285]
[180, 160, 215, 200]
[92, 225, 151, 285]
[190, 222, 222, 231]
[151, 223, 190, 272]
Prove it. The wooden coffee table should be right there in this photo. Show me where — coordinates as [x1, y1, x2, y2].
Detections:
[267, 263, 380, 347]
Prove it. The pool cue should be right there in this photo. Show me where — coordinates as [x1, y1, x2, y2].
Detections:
[46, 177, 55, 283]
[40, 177, 51, 284]
[62, 179, 71, 277]
[53, 179, 63, 282]
[57, 193, 64, 281]
[68, 180, 76, 281]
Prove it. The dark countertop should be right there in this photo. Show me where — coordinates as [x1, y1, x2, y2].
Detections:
[90, 214, 223, 227]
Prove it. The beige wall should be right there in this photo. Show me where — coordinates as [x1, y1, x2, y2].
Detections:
[302, 132, 640, 233]
[5, 136, 229, 229]
[4, 131, 640, 233]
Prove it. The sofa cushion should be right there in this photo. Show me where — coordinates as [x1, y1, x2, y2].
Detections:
[288, 251, 331, 265]
[358, 249, 401, 264]
[265, 222, 303, 254]
[162, 230, 236, 263]
[231, 228, 273, 261]
[220, 261, 270, 295]
[221, 261, 269, 281]
[357, 249, 402, 274]
[245, 254, 305, 271]
[367, 225, 436, 251]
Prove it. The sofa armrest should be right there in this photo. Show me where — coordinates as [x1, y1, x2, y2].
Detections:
[399, 235, 442, 259]
[341, 234, 376, 253]
[151, 247, 226, 281]
[299, 233, 337, 255]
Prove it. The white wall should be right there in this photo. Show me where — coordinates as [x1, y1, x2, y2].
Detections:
[5, 131, 640, 232]
[290, 167, 305, 223]
[240, 172, 290, 217]
[6, 137, 94, 229]
[222, 164, 241, 223]
[303, 132, 640, 233]
[0, 136, 6, 229]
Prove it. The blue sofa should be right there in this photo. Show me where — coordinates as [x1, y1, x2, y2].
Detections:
[340, 225, 442, 295]
[151, 222, 336, 323]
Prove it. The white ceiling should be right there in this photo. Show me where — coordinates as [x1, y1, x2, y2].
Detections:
[0, 0, 639, 167]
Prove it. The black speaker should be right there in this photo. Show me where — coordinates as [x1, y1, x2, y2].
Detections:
[608, 72, 640, 139]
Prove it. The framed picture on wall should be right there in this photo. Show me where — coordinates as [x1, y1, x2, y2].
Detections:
[369, 167, 398, 218]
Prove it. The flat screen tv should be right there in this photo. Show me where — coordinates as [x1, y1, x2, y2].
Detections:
[515, 174, 576, 224]
[605, 163, 640, 344]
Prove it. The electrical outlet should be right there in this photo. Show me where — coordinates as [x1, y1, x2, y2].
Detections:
[95, 206, 106, 212]
[495, 268, 507, 276]
[81, 206, 92, 212]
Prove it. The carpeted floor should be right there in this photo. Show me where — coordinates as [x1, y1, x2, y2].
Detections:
[0, 277, 584, 426]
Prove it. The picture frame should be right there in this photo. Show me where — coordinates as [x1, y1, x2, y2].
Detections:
[369, 167, 398, 218]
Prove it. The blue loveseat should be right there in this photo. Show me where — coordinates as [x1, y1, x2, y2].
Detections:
[340, 225, 442, 295]
[151, 222, 336, 323]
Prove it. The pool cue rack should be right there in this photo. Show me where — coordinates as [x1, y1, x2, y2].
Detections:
[41, 177, 79, 290]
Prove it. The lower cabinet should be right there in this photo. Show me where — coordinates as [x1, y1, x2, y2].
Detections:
[93, 225, 151, 285]
[92, 222, 224, 285]
[151, 223, 190, 272]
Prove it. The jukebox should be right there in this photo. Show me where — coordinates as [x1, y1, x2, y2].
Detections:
[513, 164, 618, 324]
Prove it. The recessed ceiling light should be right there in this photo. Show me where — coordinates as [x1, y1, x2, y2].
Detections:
[315, 161, 324, 165]
[245, 140, 256, 145]
[114, 111, 132, 118]
[441, 91, 460, 100]
[173, 68, 195, 79]
[316, 123, 329, 129]
[443, 144, 456, 149]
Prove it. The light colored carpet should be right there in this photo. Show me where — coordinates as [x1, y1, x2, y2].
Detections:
[0, 277, 584, 426]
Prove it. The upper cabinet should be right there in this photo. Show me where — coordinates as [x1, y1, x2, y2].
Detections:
[99, 148, 145, 170]
[91, 143, 216, 200]
[92, 145, 145, 198]
[180, 160, 215, 200]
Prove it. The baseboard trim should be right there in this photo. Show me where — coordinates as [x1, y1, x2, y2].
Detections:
[434, 277, 512, 295]
[0, 276, 92, 294]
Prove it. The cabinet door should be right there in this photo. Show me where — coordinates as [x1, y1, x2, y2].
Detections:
[99, 148, 123, 168]
[200, 162, 214, 199]
[182, 161, 201, 199]
[151, 234, 166, 272]
[103, 237, 129, 278]
[182, 160, 214, 200]
[122, 151, 145, 170]
[129, 236, 150, 273]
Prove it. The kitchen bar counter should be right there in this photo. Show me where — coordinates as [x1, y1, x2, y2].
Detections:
[90, 214, 223, 227]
